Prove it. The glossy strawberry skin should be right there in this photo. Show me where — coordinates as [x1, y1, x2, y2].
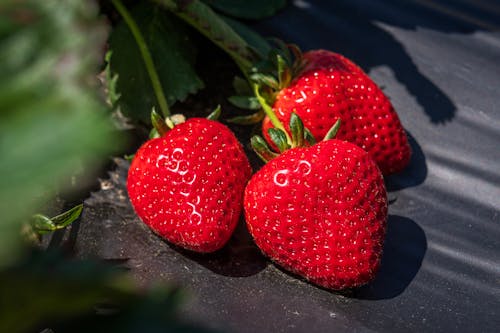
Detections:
[263, 49, 411, 175]
[244, 139, 387, 290]
[127, 118, 251, 253]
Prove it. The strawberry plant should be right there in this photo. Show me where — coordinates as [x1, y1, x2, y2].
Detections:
[1, 0, 416, 330]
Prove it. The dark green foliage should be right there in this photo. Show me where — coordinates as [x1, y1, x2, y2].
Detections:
[202, 0, 286, 19]
[108, 2, 204, 123]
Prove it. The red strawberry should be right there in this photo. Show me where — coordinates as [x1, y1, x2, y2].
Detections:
[261, 49, 411, 175]
[244, 138, 387, 290]
[127, 118, 251, 253]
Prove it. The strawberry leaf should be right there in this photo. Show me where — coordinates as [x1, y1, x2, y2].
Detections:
[202, 0, 286, 20]
[109, 2, 204, 123]
[221, 15, 272, 58]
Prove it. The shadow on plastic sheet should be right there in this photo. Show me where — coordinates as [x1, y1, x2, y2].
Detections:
[385, 131, 427, 192]
[351, 215, 427, 300]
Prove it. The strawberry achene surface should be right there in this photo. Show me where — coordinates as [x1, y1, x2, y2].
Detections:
[244, 139, 387, 290]
[263, 49, 411, 175]
[127, 118, 251, 252]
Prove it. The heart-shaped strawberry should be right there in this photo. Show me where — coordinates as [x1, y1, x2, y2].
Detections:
[127, 118, 251, 252]
[245, 114, 387, 290]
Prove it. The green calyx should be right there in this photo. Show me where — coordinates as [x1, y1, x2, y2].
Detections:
[150, 105, 222, 138]
[251, 113, 341, 163]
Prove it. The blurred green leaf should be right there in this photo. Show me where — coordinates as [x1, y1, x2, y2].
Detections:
[108, 2, 204, 123]
[221, 15, 271, 58]
[0, 250, 209, 333]
[203, 0, 286, 19]
[0, 0, 118, 265]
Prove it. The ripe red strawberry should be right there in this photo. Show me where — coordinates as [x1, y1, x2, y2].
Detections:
[261, 49, 411, 175]
[127, 118, 251, 253]
[244, 138, 387, 290]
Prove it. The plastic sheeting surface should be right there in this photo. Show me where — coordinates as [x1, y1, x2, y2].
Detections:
[73, 1, 500, 332]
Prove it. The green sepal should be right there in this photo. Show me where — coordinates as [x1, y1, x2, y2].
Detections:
[151, 108, 170, 136]
[268, 38, 293, 65]
[250, 73, 279, 90]
[323, 118, 341, 141]
[251, 135, 278, 163]
[268, 128, 290, 152]
[233, 76, 252, 95]
[304, 127, 316, 146]
[226, 110, 265, 125]
[207, 105, 222, 120]
[276, 54, 292, 89]
[290, 112, 304, 148]
[228, 96, 261, 110]
[30, 204, 83, 235]
[124, 154, 135, 161]
[149, 128, 160, 139]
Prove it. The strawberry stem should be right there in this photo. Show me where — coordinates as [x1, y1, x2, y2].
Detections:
[112, 0, 171, 118]
[253, 84, 292, 145]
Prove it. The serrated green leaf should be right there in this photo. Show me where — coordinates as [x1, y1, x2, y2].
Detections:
[228, 95, 261, 110]
[109, 3, 204, 123]
[202, 0, 286, 19]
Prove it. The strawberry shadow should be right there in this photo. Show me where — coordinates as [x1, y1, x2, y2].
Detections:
[385, 131, 427, 191]
[254, 0, 498, 124]
[348, 215, 427, 300]
[267, 215, 426, 300]
[171, 218, 268, 278]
